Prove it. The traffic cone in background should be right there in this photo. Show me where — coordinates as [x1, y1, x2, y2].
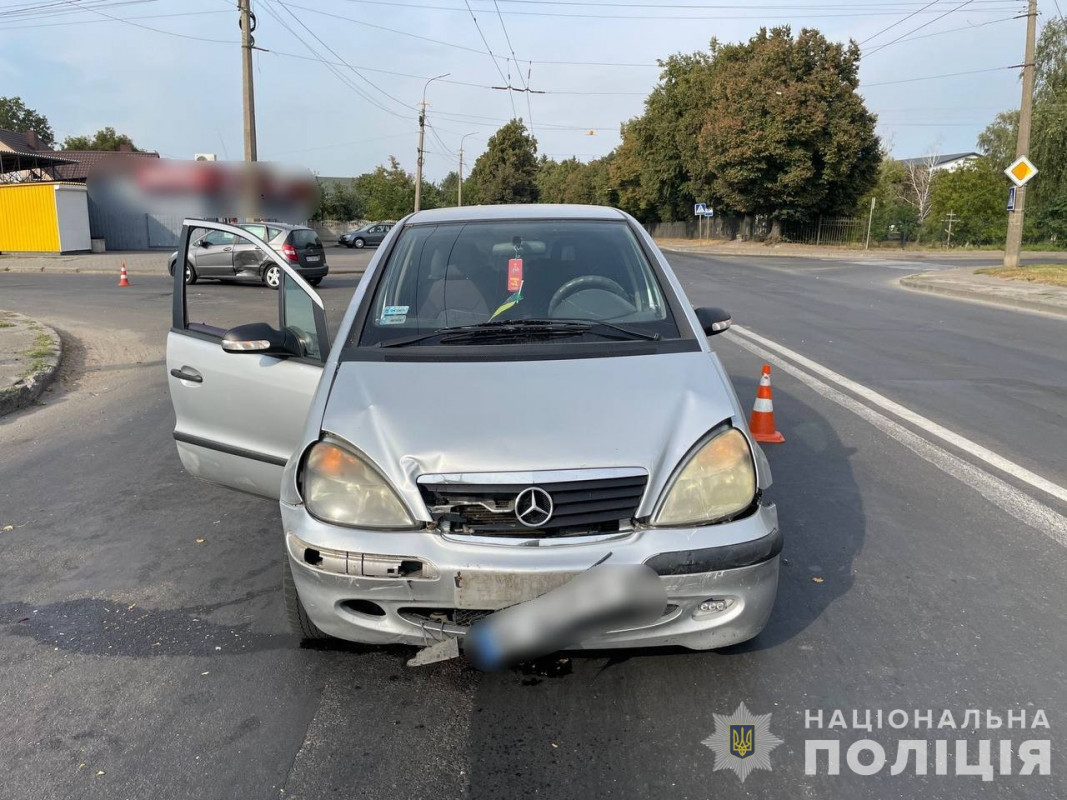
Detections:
[749, 364, 785, 444]
[118, 262, 131, 288]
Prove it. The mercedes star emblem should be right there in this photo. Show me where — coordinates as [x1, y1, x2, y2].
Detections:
[514, 486, 554, 528]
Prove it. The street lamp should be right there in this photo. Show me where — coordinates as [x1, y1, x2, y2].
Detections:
[458, 131, 477, 207]
[414, 72, 450, 213]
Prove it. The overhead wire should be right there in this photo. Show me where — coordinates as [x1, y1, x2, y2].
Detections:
[462, 0, 517, 117]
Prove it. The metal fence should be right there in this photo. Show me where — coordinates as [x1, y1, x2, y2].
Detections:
[644, 215, 770, 241]
[780, 217, 865, 246]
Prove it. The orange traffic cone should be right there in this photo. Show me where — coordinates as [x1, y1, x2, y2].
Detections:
[749, 364, 785, 443]
[118, 262, 131, 288]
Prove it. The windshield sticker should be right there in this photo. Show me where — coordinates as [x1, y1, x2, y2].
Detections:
[381, 305, 408, 325]
[507, 258, 523, 292]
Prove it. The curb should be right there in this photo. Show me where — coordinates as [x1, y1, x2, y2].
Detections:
[0, 314, 63, 418]
[898, 274, 1067, 318]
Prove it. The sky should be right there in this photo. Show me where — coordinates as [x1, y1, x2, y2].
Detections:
[0, 0, 1047, 182]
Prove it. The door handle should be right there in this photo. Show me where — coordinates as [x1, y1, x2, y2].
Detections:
[223, 246, 232, 252]
[170, 367, 203, 383]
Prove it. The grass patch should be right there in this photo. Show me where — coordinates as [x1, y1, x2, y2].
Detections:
[20, 332, 56, 378]
[0, 321, 13, 329]
[975, 264, 1067, 288]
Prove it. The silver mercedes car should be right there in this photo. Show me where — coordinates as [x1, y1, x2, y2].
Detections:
[166, 205, 781, 655]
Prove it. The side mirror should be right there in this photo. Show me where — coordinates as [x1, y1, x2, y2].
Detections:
[221, 322, 303, 357]
[694, 306, 732, 336]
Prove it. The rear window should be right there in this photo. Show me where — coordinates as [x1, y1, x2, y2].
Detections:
[292, 229, 322, 249]
[355, 219, 680, 348]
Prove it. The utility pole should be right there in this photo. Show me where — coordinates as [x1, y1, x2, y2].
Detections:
[1004, 0, 1038, 268]
[458, 131, 477, 207]
[865, 196, 876, 250]
[414, 73, 449, 213]
[943, 211, 960, 247]
[238, 0, 257, 163]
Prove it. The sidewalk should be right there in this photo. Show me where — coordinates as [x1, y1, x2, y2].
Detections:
[656, 237, 1067, 262]
[899, 266, 1067, 317]
[0, 311, 62, 417]
[0, 246, 365, 275]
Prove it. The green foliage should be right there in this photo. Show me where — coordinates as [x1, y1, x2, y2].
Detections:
[859, 157, 919, 244]
[537, 155, 615, 206]
[0, 96, 54, 146]
[926, 160, 1007, 246]
[977, 18, 1067, 243]
[353, 157, 418, 220]
[610, 28, 880, 224]
[313, 178, 365, 222]
[467, 119, 540, 204]
[62, 126, 140, 151]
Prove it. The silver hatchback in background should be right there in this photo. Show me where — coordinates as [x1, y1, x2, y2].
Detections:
[168, 221, 328, 288]
[165, 205, 781, 659]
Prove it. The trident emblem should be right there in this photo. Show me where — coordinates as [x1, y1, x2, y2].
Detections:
[729, 724, 755, 759]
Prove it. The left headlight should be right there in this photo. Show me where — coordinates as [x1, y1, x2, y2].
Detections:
[302, 441, 417, 528]
[651, 428, 757, 527]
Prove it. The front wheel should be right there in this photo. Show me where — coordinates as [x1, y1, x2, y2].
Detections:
[283, 557, 329, 643]
[184, 263, 198, 285]
[262, 264, 282, 290]
[353, 238, 365, 249]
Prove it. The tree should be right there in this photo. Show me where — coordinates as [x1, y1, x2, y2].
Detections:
[901, 151, 939, 232]
[0, 96, 54, 146]
[438, 171, 461, 207]
[926, 159, 1006, 246]
[696, 27, 880, 234]
[62, 126, 141, 151]
[610, 28, 880, 228]
[354, 157, 417, 219]
[313, 178, 365, 222]
[976, 111, 1018, 170]
[467, 119, 539, 204]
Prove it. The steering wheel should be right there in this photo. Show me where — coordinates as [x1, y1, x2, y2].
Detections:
[548, 275, 631, 317]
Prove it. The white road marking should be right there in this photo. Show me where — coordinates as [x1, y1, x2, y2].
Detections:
[848, 259, 955, 271]
[725, 326, 1067, 547]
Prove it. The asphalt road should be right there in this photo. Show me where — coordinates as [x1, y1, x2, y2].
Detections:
[0, 253, 1064, 799]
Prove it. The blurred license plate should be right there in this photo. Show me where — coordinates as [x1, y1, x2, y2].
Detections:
[306, 255, 320, 262]
[455, 571, 577, 610]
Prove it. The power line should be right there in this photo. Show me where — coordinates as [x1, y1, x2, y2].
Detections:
[492, 0, 534, 134]
[0, 8, 229, 29]
[858, 0, 943, 45]
[273, 0, 414, 114]
[864, 64, 1016, 86]
[462, 0, 517, 117]
[859, 13, 1016, 51]
[865, 0, 976, 56]
[50, 0, 237, 42]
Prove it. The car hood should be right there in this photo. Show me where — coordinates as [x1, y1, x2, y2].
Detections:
[317, 350, 753, 521]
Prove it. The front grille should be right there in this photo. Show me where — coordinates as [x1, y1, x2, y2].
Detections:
[400, 604, 679, 631]
[419, 473, 648, 537]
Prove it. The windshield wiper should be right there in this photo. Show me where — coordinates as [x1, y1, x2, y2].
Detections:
[378, 318, 659, 348]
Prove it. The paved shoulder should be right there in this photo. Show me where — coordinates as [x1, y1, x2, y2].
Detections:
[0, 310, 62, 417]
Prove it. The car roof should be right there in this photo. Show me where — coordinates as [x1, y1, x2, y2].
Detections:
[405, 204, 627, 225]
[239, 221, 305, 232]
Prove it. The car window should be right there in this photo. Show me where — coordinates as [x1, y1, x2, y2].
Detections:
[202, 230, 236, 246]
[267, 226, 283, 241]
[356, 220, 679, 347]
[292, 229, 322, 249]
[240, 224, 268, 241]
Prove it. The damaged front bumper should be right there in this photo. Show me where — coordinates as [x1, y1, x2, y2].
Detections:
[281, 500, 780, 651]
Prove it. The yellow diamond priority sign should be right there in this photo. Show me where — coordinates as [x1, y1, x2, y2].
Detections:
[1005, 156, 1038, 187]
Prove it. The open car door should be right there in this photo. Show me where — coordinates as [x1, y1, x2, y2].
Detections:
[166, 219, 331, 499]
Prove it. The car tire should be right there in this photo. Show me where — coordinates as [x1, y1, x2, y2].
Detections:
[183, 262, 198, 285]
[283, 557, 330, 643]
[307, 277, 322, 286]
[353, 238, 365, 249]
[262, 264, 282, 290]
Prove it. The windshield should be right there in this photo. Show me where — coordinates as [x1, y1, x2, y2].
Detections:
[357, 220, 680, 347]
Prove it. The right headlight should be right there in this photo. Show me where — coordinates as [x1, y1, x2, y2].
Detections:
[651, 428, 757, 527]
[302, 440, 417, 529]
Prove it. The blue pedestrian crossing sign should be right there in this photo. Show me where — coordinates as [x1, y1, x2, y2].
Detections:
[694, 203, 707, 216]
